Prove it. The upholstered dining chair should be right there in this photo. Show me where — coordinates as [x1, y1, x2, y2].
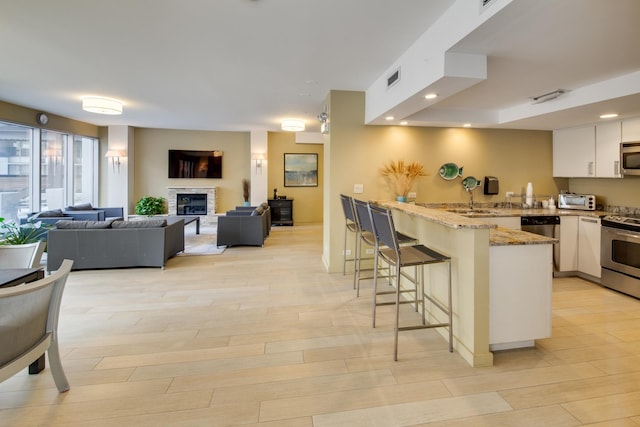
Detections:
[0, 259, 73, 392]
[0, 241, 46, 268]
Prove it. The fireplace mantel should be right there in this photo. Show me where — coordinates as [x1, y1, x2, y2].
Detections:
[167, 187, 217, 223]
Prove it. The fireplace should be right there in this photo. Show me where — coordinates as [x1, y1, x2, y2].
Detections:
[177, 193, 207, 215]
[167, 187, 217, 223]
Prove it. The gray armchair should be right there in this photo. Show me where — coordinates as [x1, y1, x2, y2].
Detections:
[217, 208, 268, 247]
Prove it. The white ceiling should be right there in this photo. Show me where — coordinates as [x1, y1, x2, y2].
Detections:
[1, 0, 639, 133]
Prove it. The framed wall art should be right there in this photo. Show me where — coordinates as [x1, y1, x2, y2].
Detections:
[284, 153, 318, 187]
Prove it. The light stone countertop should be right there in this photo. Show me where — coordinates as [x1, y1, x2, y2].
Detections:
[376, 201, 608, 246]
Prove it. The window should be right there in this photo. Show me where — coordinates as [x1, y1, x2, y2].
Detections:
[0, 122, 32, 221]
[0, 120, 98, 222]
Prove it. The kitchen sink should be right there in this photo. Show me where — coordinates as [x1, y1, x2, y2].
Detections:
[446, 208, 499, 216]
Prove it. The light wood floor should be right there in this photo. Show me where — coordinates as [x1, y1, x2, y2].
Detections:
[2, 223, 640, 426]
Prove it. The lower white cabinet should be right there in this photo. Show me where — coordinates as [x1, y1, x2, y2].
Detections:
[559, 216, 578, 272]
[578, 216, 601, 278]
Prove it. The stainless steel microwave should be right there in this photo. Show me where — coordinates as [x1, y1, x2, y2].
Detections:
[558, 194, 596, 211]
[621, 142, 640, 176]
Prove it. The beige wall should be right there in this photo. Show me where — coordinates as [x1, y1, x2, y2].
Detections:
[0, 100, 100, 138]
[323, 90, 566, 272]
[569, 177, 640, 208]
[132, 128, 250, 213]
[267, 132, 323, 223]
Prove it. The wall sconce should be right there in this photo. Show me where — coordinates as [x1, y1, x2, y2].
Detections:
[105, 149, 125, 172]
[251, 152, 265, 174]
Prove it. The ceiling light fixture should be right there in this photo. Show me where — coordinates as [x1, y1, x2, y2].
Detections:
[425, 93, 438, 100]
[400, 121, 408, 126]
[82, 96, 123, 115]
[529, 89, 569, 105]
[385, 116, 395, 121]
[600, 113, 619, 119]
[463, 123, 471, 127]
[281, 119, 305, 132]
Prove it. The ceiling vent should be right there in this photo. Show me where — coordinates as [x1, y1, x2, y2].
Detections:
[530, 89, 570, 104]
[387, 68, 401, 89]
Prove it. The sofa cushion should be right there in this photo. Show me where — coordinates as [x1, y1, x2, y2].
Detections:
[31, 209, 67, 219]
[66, 203, 94, 211]
[55, 220, 113, 229]
[112, 219, 167, 228]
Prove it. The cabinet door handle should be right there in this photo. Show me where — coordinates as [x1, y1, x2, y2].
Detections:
[614, 160, 620, 176]
[588, 161, 594, 176]
[580, 218, 598, 224]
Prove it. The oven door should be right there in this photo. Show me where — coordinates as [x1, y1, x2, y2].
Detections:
[601, 225, 640, 298]
[601, 226, 640, 277]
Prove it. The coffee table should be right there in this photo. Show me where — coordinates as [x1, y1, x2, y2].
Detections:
[166, 215, 200, 234]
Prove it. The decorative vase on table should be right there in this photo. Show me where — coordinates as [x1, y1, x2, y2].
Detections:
[396, 196, 407, 203]
[243, 201, 250, 207]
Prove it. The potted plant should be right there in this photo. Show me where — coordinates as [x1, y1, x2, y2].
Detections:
[379, 160, 427, 202]
[242, 179, 250, 206]
[0, 217, 51, 245]
[135, 196, 166, 216]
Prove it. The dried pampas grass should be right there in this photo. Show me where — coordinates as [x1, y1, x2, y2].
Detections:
[379, 160, 427, 198]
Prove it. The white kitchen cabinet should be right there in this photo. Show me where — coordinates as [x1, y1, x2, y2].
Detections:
[553, 125, 595, 177]
[559, 216, 578, 272]
[553, 123, 622, 178]
[578, 216, 601, 279]
[595, 121, 622, 178]
[622, 117, 640, 142]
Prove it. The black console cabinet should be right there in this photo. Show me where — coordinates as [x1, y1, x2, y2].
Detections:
[268, 199, 293, 226]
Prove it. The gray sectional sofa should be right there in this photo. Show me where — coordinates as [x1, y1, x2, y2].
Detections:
[46, 218, 184, 271]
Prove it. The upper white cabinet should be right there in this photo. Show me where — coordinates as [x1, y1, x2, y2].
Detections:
[595, 121, 622, 178]
[553, 122, 622, 178]
[553, 125, 595, 177]
[622, 117, 640, 142]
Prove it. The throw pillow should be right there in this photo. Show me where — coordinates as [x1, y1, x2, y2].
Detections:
[66, 203, 94, 211]
[112, 219, 167, 228]
[251, 207, 264, 216]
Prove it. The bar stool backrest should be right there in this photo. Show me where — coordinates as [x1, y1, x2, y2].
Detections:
[340, 194, 357, 226]
[368, 204, 400, 254]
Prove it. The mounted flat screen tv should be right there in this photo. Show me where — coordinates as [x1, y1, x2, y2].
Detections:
[168, 150, 223, 179]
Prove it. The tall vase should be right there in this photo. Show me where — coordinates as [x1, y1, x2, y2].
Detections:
[243, 201, 250, 207]
[396, 196, 407, 203]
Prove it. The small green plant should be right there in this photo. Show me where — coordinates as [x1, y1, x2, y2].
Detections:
[135, 196, 166, 216]
[0, 217, 51, 245]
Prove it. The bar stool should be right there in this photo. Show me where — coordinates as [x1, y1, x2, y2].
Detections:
[352, 198, 416, 297]
[339, 194, 358, 278]
[368, 203, 453, 361]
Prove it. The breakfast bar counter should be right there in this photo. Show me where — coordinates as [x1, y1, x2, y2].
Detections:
[377, 201, 556, 366]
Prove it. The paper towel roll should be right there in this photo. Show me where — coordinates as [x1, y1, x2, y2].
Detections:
[525, 182, 533, 206]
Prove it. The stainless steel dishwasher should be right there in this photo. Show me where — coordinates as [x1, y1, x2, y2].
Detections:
[521, 216, 560, 272]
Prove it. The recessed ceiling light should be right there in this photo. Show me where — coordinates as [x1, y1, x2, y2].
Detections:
[400, 121, 408, 126]
[600, 113, 619, 119]
[425, 93, 438, 100]
[385, 116, 395, 121]
[463, 123, 471, 127]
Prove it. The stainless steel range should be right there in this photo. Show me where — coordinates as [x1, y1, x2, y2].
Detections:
[601, 214, 640, 298]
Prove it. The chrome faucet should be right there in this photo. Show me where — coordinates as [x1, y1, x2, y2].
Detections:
[467, 188, 474, 210]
